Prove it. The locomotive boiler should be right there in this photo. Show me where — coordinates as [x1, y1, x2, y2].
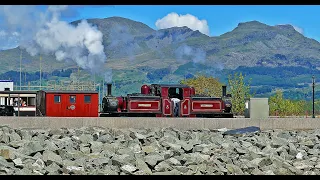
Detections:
[100, 83, 233, 118]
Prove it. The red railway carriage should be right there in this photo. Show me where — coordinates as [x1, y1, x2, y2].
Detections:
[36, 90, 99, 117]
[100, 83, 233, 118]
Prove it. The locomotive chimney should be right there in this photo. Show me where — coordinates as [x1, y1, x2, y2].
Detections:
[222, 85, 227, 97]
[107, 83, 112, 96]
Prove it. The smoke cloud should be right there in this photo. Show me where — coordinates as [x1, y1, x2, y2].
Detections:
[108, 25, 135, 61]
[175, 44, 206, 63]
[0, 5, 106, 74]
[104, 68, 113, 84]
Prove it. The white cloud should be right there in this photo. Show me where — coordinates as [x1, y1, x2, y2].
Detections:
[0, 29, 20, 50]
[292, 25, 303, 34]
[0, 30, 7, 36]
[155, 12, 210, 36]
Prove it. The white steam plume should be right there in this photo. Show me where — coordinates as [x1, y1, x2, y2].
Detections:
[104, 68, 113, 84]
[175, 44, 206, 63]
[0, 5, 106, 74]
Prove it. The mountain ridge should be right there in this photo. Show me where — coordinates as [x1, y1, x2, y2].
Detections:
[1, 16, 320, 98]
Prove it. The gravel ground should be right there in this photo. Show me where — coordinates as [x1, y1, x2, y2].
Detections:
[0, 125, 320, 175]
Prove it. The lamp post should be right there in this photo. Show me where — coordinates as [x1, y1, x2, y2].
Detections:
[312, 75, 315, 118]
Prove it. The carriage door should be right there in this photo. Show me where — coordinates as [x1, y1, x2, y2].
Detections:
[66, 94, 77, 117]
[168, 87, 185, 117]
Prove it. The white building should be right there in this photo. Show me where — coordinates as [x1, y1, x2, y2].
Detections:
[0, 80, 13, 91]
[0, 80, 13, 105]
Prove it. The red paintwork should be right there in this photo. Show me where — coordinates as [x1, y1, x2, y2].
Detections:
[141, 84, 150, 94]
[180, 98, 190, 116]
[46, 92, 98, 117]
[128, 100, 161, 113]
[106, 84, 229, 117]
[183, 88, 191, 97]
[190, 87, 195, 96]
[191, 100, 223, 112]
[117, 97, 124, 112]
[161, 87, 169, 97]
[162, 98, 172, 116]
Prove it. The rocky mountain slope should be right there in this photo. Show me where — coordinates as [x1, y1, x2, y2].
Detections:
[1, 17, 320, 98]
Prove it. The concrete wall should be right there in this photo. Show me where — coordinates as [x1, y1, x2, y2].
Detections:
[1, 117, 320, 130]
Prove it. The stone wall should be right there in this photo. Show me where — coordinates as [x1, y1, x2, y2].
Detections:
[1, 117, 320, 130]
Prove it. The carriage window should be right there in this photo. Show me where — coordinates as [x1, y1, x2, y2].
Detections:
[69, 95, 76, 103]
[54, 95, 61, 103]
[84, 95, 91, 103]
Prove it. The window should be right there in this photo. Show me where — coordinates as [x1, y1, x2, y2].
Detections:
[54, 95, 61, 103]
[69, 95, 76, 103]
[84, 95, 91, 103]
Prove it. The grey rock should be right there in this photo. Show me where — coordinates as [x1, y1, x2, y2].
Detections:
[97, 134, 113, 143]
[15, 168, 34, 175]
[13, 158, 23, 167]
[19, 141, 45, 156]
[120, 164, 137, 174]
[80, 146, 91, 154]
[9, 132, 21, 142]
[0, 155, 13, 168]
[271, 137, 288, 148]
[226, 164, 244, 175]
[165, 157, 181, 166]
[32, 158, 45, 170]
[42, 150, 63, 165]
[135, 157, 152, 175]
[250, 157, 273, 167]
[145, 153, 164, 167]
[293, 161, 314, 170]
[90, 141, 103, 153]
[251, 168, 264, 175]
[62, 166, 85, 175]
[175, 165, 189, 173]
[45, 162, 61, 174]
[153, 169, 182, 175]
[154, 161, 172, 172]
[142, 145, 158, 154]
[112, 154, 135, 166]
[79, 134, 93, 144]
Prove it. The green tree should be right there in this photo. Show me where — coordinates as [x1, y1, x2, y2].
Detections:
[269, 89, 307, 117]
[180, 74, 223, 97]
[228, 72, 251, 115]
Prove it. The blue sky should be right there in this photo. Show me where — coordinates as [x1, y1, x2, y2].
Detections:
[61, 5, 320, 41]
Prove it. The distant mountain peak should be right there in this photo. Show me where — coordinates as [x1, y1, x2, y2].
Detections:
[274, 24, 297, 31]
[237, 21, 269, 28]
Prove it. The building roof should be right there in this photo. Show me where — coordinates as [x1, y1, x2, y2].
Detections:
[0, 80, 13, 82]
[0, 90, 38, 94]
[40, 90, 98, 94]
[0, 90, 98, 95]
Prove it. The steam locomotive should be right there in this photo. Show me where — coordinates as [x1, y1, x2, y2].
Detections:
[100, 83, 233, 118]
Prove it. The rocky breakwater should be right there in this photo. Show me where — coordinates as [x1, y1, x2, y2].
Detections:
[0, 125, 320, 175]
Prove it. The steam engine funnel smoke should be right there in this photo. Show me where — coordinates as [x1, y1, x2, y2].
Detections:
[0, 5, 107, 75]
